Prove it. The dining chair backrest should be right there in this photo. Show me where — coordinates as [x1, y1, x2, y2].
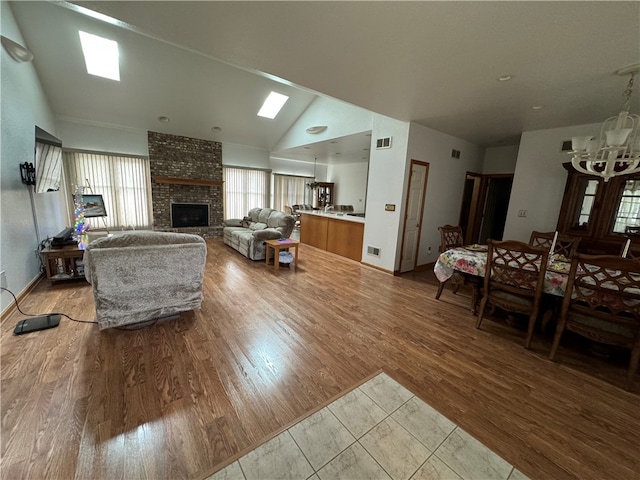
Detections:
[438, 225, 464, 252]
[484, 239, 549, 298]
[477, 239, 549, 348]
[529, 231, 581, 258]
[551, 254, 640, 389]
[620, 238, 640, 260]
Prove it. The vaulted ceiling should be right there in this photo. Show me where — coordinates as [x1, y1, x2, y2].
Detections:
[9, 1, 640, 163]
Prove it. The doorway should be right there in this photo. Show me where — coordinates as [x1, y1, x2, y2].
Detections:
[459, 173, 513, 244]
[400, 160, 429, 273]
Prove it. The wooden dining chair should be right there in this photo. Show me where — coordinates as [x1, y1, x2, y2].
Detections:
[549, 254, 640, 390]
[477, 239, 549, 348]
[529, 231, 581, 258]
[435, 225, 468, 303]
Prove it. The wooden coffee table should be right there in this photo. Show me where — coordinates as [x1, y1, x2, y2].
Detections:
[265, 238, 299, 272]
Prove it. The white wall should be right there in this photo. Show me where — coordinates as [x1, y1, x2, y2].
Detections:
[273, 96, 373, 151]
[503, 122, 601, 242]
[327, 162, 368, 211]
[222, 143, 270, 169]
[1, 2, 66, 311]
[361, 115, 411, 272]
[57, 118, 148, 156]
[407, 122, 484, 267]
[483, 145, 518, 174]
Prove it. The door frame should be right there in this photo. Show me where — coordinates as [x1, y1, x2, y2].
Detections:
[399, 160, 429, 272]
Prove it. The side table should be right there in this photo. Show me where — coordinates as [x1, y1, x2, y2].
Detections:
[265, 238, 299, 272]
[41, 244, 87, 283]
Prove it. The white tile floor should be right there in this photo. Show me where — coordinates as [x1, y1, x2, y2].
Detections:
[206, 373, 530, 480]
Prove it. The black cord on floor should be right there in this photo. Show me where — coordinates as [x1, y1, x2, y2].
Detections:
[0, 287, 98, 325]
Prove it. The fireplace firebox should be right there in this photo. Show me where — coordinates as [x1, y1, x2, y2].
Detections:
[171, 203, 209, 228]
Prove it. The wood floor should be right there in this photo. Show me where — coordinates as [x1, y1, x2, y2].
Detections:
[1, 238, 638, 480]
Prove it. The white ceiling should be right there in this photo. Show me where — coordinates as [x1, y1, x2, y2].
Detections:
[8, 1, 640, 164]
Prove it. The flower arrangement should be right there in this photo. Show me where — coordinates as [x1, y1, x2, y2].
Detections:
[306, 181, 321, 190]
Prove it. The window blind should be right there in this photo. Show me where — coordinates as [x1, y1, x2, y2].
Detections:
[223, 166, 270, 219]
[63, 151, 152, 230]
[273, 174, 309, 212]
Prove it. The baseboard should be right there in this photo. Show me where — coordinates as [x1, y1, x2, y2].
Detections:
[0, 274, 45, 325]
[360, 261, 394, 274]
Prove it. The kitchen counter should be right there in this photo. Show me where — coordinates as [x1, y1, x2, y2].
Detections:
[297, 210, 365, 224]
[300, 212, 365, 261]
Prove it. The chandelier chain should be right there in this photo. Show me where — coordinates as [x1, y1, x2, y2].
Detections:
[621, 72, 635, 112]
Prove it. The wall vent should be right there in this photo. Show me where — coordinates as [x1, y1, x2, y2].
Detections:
[367, 245, 381, 257]
[451, 149, 461, 159]
[561, 140, 573, 152]
[376, 137, 392, 149]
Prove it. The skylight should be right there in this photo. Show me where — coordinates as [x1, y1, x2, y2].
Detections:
[79, 31, 120, 81]
[257, 92, 289, 119]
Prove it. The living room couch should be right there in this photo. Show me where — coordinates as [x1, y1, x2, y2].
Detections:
[83, 231, 207, 330]
[223, 207, 295, 260]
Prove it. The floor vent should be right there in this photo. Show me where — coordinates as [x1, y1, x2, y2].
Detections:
[451, 149, 461, 159]
[376, 137, 392, 149]
[367, 245, 381, 257]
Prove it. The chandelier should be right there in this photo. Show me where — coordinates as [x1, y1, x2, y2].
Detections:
[568, 64, 640, 182]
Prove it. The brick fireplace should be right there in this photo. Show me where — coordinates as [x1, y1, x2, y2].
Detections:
[148, 131, 223, 237]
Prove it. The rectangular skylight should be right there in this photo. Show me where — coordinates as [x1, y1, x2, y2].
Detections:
[79, 31, 120, 81]
[257, 91, 289, 119]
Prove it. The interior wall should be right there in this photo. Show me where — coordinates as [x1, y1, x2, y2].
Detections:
[57, 118, 148, 156]
[406, 122, 484, 267]
[327, 162, 368, 211]
[222, 143, 270, 169]
[503, 122, 601, 242]
[362, 114, 411, 272]
[273, 96, 373, 151]
[482, 145, 518, 174]
[1, 2, 65, 311]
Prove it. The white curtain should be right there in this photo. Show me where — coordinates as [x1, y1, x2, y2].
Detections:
[35, 142, 63, 193]
[223, 166, 270, 219]
[273, 174, 310, 212]
[63, 150, 152, 230]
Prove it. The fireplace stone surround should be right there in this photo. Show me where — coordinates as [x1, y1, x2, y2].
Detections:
[148, 131, 223, 237]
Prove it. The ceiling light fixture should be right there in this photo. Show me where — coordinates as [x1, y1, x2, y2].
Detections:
[497, 74, 512, 82]
[568, 64, 640, 182]
[306, 126, 328, 134]
[157, 116, 170, 123]
[257, 91, 288, 119]
[211, 126, 222, 133]
[531, 105, 544, 110]
[79, 31, 120, 81]
[1, 35, 33, 62]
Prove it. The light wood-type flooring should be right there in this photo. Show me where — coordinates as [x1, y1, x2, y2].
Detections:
[1, 238, 638, 480]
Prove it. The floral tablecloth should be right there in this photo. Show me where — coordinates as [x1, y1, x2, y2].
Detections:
[434, 246, 569, 296]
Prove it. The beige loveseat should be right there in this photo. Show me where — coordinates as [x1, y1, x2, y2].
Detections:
[223, 207, 295, 260]
[83, 231, 207, 330]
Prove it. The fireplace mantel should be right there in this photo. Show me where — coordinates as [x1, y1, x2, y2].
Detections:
[152, 176, 223, 187]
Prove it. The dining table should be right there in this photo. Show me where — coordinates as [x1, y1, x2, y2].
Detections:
[433, 245, 571, 297]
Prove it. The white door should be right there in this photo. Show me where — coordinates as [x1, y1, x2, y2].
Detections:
[400, 161, 428, 273]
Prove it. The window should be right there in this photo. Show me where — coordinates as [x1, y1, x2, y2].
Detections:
[63, 150, 152, 229]
[273, 174, 309, 212]
[614, 179, 640, 233]
[223, 166, 270, 219]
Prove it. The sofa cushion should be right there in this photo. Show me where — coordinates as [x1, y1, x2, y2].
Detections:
[258, 208, 275, 223]
[249, 222, 268, 231]
[248, 207, 262, 222]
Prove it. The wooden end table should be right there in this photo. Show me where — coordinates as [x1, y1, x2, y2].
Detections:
[265, 238, 299, 272]
[41, 244, 87, 283]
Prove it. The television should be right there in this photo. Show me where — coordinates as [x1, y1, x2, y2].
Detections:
[82, 194, 107, 217]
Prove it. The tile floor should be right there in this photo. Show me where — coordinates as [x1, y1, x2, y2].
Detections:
[206, 373, 530, 480]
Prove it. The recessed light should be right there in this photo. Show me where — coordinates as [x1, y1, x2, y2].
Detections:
[363, 148, 369, 151]
[306, 126, 328, 134]
[303, 146, 311, 150]
[257, 91, 289, 119]
[335, 152, 341, 155]
[79, 31, 120, 81]
[211, 126, 222, 132]
[330, 141, 338, 144]
[497, 74, 512, 82]
[157, 116, 170, 123]
[531, 105, 544, 110]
